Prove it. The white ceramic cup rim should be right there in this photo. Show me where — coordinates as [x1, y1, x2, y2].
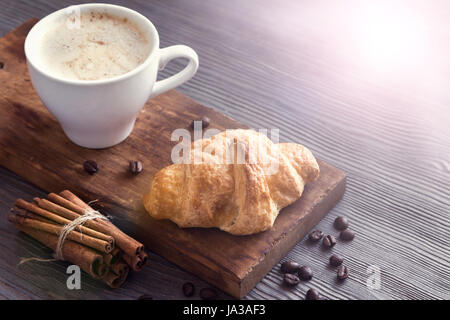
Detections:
[24, 3, 160, 86]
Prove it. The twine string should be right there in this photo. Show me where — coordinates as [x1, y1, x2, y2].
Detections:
[19, 204, 108, 265]
[54, 208, 107, 260]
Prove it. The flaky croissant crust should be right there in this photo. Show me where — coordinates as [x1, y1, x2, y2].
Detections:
[143, 129, 319, 235]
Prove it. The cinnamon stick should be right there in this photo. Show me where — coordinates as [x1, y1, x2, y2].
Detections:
[8, 189, 148, 289]
[11, 223, 108, 279]
[123, 252, 147, 271]
[104, 269, 129, 289]
[59, 190, 144, 256]
[96, 263, 109, 279]
[103, 260, 129, 289]
[103, 248, 122, 265]
[34, 197, 81, 220]
[8, 214, 113, 254]
[110, 260, 129, 276]
[48, 193, 86, 215]
[32, 198, 114, 245]
[15, 200, 114, 245]
[45, 195, 120, 240]
[16, 199, 72, 225]
[47, 194, 120, 244]
[138, 251, 148, 265]
[11, 207, 55, 225]
[59, 190, 91, 209]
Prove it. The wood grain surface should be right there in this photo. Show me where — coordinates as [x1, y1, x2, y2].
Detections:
[0, 0, 449, 300]
[0, 18, 346, 298]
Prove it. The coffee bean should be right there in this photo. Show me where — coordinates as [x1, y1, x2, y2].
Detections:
[83, 160, 98, 175]
[137, 294, 153, 300]
[298, 266, 313, 281]
[182, 282, 195, 297]
[329, 254, 344, 267]
[199, 287, 218, 300]
[305, 288, 320, 300]
[337, 265, 349, 280]
[283, 273, 300, 286]
[340, 229, 355, 241]
[129, 160, 143, 174]
[308, 229, 324, 242]
[322, 235, 336, 248]
[190, 116, 210, 130]
[334, 216, 349, 230]
[280, 260, 300, 274]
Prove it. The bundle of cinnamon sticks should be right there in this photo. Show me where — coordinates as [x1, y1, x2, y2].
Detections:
[8, 190, 147, 288]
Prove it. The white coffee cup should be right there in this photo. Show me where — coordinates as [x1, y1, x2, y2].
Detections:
[24, 3, 199, 149]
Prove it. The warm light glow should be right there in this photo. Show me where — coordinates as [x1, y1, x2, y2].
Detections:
[352, 3, 429, 72]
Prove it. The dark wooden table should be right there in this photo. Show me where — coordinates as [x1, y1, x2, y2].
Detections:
[0, 0, 448, 300]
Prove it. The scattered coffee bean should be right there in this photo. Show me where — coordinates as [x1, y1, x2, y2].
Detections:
[280, 260, 300, 274]
[83, 160, 98, 175]
[322, 235, 336, 248]
[337, 265, 349, 280]
[308, 229, 324, 242]
[283, 273, 300, 286]
[199, 287, 218, 300]
[182, 282, 195, 297]
[334, 216, 349, 230]
[329, 254, 344, 267]
[129, 160, 143, 174]
[190, 116, 210, 130]
[340, 229, 355, 241]
[137, 294, 153, 300]
[305, 288, 320, 300]
[298, 266, 313, 281]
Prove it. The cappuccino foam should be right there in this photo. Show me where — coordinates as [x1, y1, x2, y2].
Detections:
[39, 12, 151, 80]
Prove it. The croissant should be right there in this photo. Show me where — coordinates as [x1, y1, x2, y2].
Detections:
[142, 129, 319, 235]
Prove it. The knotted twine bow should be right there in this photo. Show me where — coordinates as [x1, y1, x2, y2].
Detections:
[19, 202, 108, 265]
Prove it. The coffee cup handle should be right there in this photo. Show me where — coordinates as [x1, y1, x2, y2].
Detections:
[151, 45, 199, 98]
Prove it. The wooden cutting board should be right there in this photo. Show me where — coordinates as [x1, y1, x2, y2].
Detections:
[0, 19, 346, 298]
